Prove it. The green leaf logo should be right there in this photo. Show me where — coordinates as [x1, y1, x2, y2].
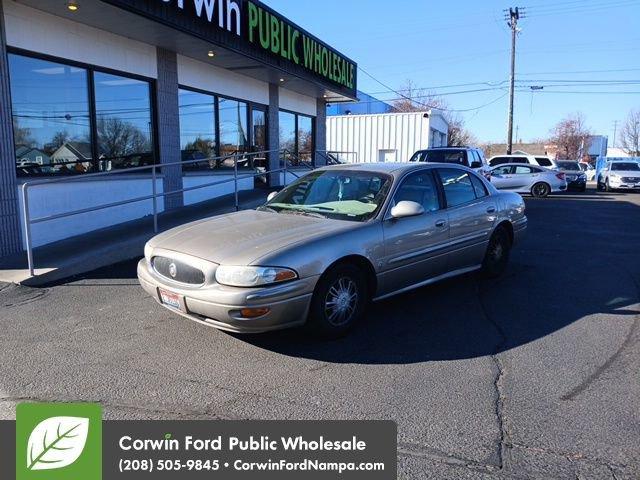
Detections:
[26, 416, 89, 471]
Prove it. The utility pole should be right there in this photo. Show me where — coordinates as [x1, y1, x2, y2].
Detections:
[505, 7, 524, 154]
[612, 120, 618, 148]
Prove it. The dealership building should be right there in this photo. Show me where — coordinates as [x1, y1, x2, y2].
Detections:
[0, 0, 357, 257]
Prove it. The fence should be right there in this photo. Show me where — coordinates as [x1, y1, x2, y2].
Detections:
[20, 149, 313, 277]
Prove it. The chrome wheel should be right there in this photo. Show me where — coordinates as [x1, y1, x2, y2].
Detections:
[324, 277, 359, 327]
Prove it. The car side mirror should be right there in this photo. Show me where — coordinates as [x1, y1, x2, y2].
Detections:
[267, 191, 278, 202]
[390, 201, 425, 219]
[471, 161, 482, 169]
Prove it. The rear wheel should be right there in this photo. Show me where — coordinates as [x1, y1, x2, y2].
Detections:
[531, 182, 551, 198]
[306, 264, 368, 338]
[481, 227, 511, 278]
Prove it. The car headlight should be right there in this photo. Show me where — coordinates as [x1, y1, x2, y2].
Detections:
[215, 266, 298, 287]
[144, 242, 153, 260]
[610, 174, 620, 179]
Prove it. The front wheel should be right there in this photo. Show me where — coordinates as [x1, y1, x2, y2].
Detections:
[605, 179, 613, 192]
[306, 264, 368, 338]
[531, 182, 551, 198]
[481, 228, 511, 278]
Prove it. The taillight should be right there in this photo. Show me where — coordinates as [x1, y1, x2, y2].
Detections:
[556, 173, 566, 180]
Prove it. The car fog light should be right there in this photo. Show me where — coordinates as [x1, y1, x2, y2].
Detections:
[239, 308, 270, 318]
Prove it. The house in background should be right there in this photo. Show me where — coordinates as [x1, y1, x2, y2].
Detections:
[15, 146, 50, 166]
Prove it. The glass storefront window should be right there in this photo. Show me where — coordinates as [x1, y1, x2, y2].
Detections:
[9, 54, 93, 176]
[279, 111, 296, 154]
[219, 98, 248, 166]
[279, 111, 315, 165]
[251, 109, 266, 153]
[94, 72, 154, 170]
[298, 115, 313, 162]
[178, 89, 216, 170]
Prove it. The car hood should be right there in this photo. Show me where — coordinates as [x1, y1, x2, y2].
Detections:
[611, 170, 640, 176]
[148, 209, 354, 265]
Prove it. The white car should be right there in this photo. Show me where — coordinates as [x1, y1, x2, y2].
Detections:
[489, 164, 567, 198]
[488, 154, 557, 170]
[579, 162, 596, 181]
[597, 161, 640, 191]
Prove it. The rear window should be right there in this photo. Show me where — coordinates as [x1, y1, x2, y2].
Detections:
[535, 157, 553, 167]
[423, 150, 468, 166]
[557, 162, 580, 171]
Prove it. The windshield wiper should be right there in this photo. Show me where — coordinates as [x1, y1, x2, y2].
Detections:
[281, 210, 328, 219]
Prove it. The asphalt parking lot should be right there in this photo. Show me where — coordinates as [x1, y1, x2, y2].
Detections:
[1, 187, 639, 479]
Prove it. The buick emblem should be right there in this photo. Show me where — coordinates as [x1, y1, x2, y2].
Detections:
[169, 262, 178, 279]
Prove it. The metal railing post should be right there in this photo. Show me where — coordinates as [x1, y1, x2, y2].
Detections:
[283, 150, 288, 186]
[21, 184, 35, 277]
[152, 164, 158, 233]
[234, 154, 239, 211]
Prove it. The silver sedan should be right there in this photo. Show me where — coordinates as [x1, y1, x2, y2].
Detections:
[138, 163, 527, 337]
[489, 163, 568, 198]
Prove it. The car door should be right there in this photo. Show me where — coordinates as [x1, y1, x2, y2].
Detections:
[436, 168, 497, 271]
[510, 165, 539, 191]
[380, 169, 450, 294]
[490, 165, 517, 189]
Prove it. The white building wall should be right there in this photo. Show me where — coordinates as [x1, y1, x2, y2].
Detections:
[177, 55, 269, 105]
[327, 112, 440, 163]
[279, 88, 317, 117]
[3, 1, 157, 78]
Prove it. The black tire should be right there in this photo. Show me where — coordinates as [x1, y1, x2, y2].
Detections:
[306, 263, 369, 338]
[605, 179, 612, 192]
[531, 182, 551, 198]
[481, 227, 511, 279]
[580, 185, 587, 193]
[597, 177, 604, 191]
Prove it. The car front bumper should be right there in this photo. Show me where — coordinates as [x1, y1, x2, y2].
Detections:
[609, 180, 640, 190]
[137, 259, 318, 333]
[567, 178, 587, 189]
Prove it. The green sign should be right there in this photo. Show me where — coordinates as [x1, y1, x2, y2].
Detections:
[16, 403, 103, 480]
[247, 1, 355, 90]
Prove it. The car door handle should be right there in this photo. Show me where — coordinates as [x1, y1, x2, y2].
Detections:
[486, 207, 497, 214]
[435, 219, 447, 228]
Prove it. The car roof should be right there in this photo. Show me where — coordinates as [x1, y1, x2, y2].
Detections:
[319, 162, 471, 175]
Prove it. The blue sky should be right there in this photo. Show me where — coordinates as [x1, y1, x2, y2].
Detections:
[267, 0, 640, 143]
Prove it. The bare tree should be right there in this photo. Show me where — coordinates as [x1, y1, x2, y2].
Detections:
[620, 109, 640, 156]
[50, 130, 71, 151]
[96, 117, 149, 158]
[550, 113, 592, 160]
[391, 80, 477, 146]
[12, 118, 34, 148]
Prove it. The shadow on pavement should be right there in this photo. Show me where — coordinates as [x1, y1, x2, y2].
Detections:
[44, 193, 640, 364]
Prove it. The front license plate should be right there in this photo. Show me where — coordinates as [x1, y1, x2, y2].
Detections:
[159, 289, 182, 310]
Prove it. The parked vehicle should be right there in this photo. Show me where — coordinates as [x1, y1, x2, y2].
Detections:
[488, 164, 567, 198]
[597, 161, 640, 191]
[410, 147, 489, 173]
[579, 162, 596, 181]
[556, 161, 587, 192]
[488, 154, 557, 170]
[138, 163, 527, 337]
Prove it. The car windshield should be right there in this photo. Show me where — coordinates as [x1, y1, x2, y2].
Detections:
[259, 170, 392, 222]
[422, 150, 466, 165]
[611, 163, 640, 171]
[557, 162, 581, 171]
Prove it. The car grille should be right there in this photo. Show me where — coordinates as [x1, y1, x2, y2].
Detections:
[622, 177, 639, 183]
[152, 257, 205, 285]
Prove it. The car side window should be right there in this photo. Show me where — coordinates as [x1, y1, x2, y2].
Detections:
[469, 173, 488, 198]
[514, 166, 533, 174]
[535, 157, 552, 167]
[409, 151, 425, 162]
[393, 170, 440, 213]
[493, 165, 512, 175]
[490, 156, 510, 166]
[438, 169, 477, 208]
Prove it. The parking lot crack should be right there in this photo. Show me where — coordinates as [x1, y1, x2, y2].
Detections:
[476, 280, 512, 472]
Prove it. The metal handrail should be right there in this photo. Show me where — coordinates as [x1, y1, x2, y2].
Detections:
[316, 150, 359, 165]
[20, 149, 314, 276]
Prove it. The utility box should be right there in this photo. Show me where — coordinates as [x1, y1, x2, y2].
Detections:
[326, 111, 449, 163]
